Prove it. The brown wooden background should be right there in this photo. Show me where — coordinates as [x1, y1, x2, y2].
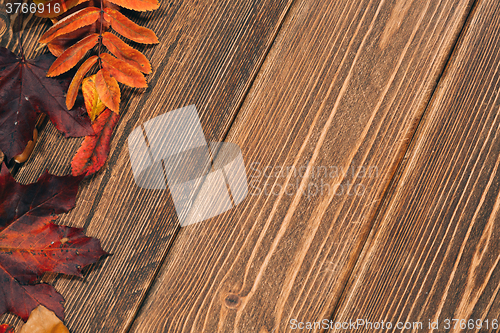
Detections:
[2, 0, 500, 332]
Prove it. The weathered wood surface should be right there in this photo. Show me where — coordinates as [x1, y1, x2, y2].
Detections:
[0, 0, 293, 331]
[332, 0, 500, 331]
[128, 0, 475, 332]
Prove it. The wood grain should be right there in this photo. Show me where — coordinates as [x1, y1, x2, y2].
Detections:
[0, 0, 293, 331]
[332, 0, 500, 331]
[128, 0, 475, 332]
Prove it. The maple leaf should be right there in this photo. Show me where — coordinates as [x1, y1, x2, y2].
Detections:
[71, 108, 119, 176]
[0, 163, 107, 321]
[0, 48, 93, 160]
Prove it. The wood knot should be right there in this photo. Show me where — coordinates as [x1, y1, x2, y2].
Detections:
[224, 293, 241, 309]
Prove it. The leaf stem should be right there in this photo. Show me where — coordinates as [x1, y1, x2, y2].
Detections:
[16, 14, 24, 60]
[98, 0, 104, 66]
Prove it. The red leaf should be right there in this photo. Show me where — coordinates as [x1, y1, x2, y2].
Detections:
[103, 8, 159, 44]
[38, 7, 101, 44]
[0, 49, 93, 160]
[47, 33, 99, 77]
[106, 0, 159, 11]
[0, 163, 82, 231]
[102, 32, 152, 73]
[0, 324, 14, 333]
[100, 53, 147, 88]
[0, 163, 107, 321]
[71, 109, 119, 176]
[95, 68, 121, 113]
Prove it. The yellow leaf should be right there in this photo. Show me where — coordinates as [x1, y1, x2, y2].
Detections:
[20, 306, 69, 333]
[82, 74, 107, 121]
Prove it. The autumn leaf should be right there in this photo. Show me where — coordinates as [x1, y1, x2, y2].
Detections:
[102, 32, 151, 74]
[20, 306, 69, 333]
[0, 162, 82, 230]
[0, 163, 108, 321]
[71, 108, 119, 176]
[0, 324, 14, 333]
[46, 20, 111, 57]
[66, 55, 99, 109]
[106, 0, 158, 11]
[103, 8, 159, 44]
[36, 0, 91, 19]
[100, 53, 147, 88]
[95, 68, 120, 113]
[39, 7, 101, 44]
[0, 48, 93, 160]
[82, 74, 106, 121]
[47, 33, 99, 77]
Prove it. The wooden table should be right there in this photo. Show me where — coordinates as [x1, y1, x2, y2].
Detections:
[2, 0, 500, 331]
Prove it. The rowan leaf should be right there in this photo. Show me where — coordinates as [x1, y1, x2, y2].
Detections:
[20, 306, 69, 333]
[0, 324, 14, 333]
[102, 32, 151, 73]
[47, 33, 99, 77]
[38, 7, 101, 44]
[47, 40, 67, 57]
[106, 0, 158, 11]
[103, 8, 159, 44]
[71, 109, 119, 176]
[36, 0, 90, 19]
[0, 49, 93, 160]
[82, 74, 106, 121]
[46, 20, 111, 57]
[95, 68, 120, 113]
[0, 163, 107, 321]
[66, 55, 99, 110]
[100, 53, 147, 88]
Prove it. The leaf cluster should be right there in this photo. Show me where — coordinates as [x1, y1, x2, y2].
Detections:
[37, 0, 159, 115]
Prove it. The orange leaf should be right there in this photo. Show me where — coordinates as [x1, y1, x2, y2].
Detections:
[102, 32, 152, 73]
[82, 74, 106, 121]
[100, 53, 147, 88]
[47, 33, 99, 77]
[39, 7, 101, 44]
[36, 0, 90, 18]
[47, 40, 66, 57]
[106, 0, 158, 11]
[103, 8, 159, 44]
[46, 21, 111, 57]
[66, 55, 98, 110]
[95, 68, 121, 113]
[20, 306, 69, 333]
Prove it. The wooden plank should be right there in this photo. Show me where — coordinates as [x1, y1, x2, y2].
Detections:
[333, 0, 500, 331]
[128, 0, 475, 332]
[0, 0, 293, 331]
